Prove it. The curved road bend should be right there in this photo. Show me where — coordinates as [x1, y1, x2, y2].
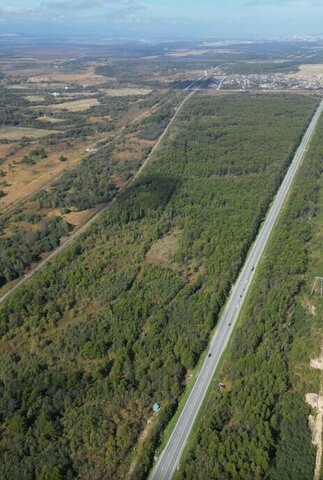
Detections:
[0, 86, 201, 305]
[150, 100, 323, 480]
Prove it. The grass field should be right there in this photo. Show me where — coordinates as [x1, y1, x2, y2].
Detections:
[37, 115, 64, 123]
[0, 144, 13, 157]
[27, 70, 108, 86]
[45, 98, 100, 112]
[0, 126, 59, 140]
[0, 142, 88, 208]
[105, 88, 153, 97]
[24, 95, 45, 102]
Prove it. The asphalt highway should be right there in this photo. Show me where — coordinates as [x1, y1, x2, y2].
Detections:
[149, 100, 323, 480]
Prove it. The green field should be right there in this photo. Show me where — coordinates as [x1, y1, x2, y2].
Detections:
[0, 126, 59, 140]
[0, 93, 318, 480]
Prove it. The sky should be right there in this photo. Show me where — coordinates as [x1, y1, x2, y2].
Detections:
[0, 0, 323, 40]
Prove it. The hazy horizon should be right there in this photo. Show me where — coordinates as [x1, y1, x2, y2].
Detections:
[0, 0, 323, 41]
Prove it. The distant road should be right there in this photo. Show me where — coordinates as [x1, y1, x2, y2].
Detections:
[0, 86, 200, 305]
[149, 100, 323, 480]
[217, 76, 226, 90]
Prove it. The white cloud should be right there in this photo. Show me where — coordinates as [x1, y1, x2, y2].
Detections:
[0, 4, 45, 21]
[43, 0, 134, 9]
[2, 5, 37, 15]
[106, 4, 146, 22]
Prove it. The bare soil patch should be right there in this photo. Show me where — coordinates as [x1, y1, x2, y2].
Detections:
[302, 297, 317, 316]
[289, 64, 323, 86]
[296, 64, 323, 75]
[307, 351, 323, 480]
[306, 392, 323, 480]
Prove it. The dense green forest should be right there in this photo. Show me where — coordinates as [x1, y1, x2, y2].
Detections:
[0, 94, 318, 479]
[0, 87, 34, 127]
[0, 216, 72, 286]
[223, 60, 300, 74]
[176, 112, 323, 480]
[96, 61, 208, 88]
[136, 105, 175, 141]
[36, 144, 118, 212]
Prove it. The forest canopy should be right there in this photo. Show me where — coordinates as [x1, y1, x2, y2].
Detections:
[0, 93, 318, 480]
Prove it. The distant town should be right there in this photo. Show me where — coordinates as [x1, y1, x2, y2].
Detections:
[211, 69, 323, 91]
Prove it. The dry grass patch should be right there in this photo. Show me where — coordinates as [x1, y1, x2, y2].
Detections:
[46, 98, 99, 112]
[0, 144, 13, 158]
[296, 64, 323, 75]
[27, 70, 107, 86]
[199, 89, 240, 97]
[146, 231, 179, 268]
[0, 142, 87, 208]
[301, 297, 317, 316]
[110, 175, 128, 191]
[289, 64, 323, 86]
[146, 231, 204, 282]
[87, 115, 112, 124]
[25, 95, 45, 102]
[6, 85, 30, 90]
[142, 55, 160, 60]
[7, 83, 64, 90]
[37, 116, 64, 123]
[166, 49, 210, 57]
[113, 136, 153, 162]
[63, 207, 99, 227]
[105, 88, 152, 97]
[0, 126, 58, 140]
